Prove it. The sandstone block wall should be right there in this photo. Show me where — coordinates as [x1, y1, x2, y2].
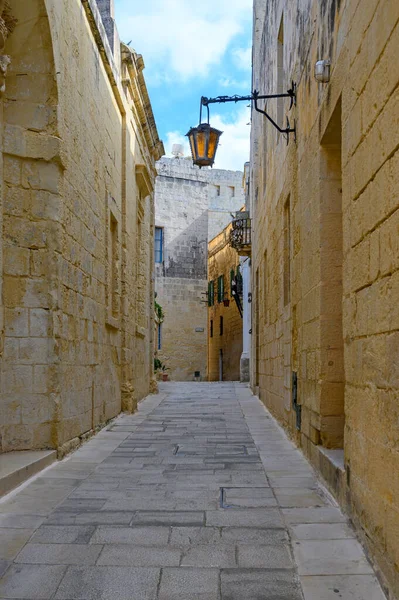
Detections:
[250, 0, 399, 596]
[208, 225, 243, 382]
[154, 157, 244, 381]
[0, 0, 163, 454]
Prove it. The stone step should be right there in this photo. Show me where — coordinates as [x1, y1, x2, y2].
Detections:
[0, 450, 57, 497]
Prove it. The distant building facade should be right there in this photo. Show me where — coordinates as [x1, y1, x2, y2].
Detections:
[250, 0, 399, 596]
[154, 157, 244, 381]
[0, 0, 163, 455]
[208, 223, 243, 382]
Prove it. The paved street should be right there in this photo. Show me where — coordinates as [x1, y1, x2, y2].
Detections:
[0, 383, 386, 600]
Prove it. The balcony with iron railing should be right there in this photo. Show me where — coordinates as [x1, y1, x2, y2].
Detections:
[229, 211, 251, 256]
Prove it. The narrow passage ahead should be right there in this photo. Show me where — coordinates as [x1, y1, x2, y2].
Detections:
[0, 383, 385, 600]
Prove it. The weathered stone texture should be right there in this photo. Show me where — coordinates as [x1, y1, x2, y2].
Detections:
[250, 0, 399, 597]
[208, 225, 243, 382]
[154, 157, 244, 381]
[0, 0, 163, 454]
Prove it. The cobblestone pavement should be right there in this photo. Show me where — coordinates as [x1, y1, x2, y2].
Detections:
[0, 383, 386, 600]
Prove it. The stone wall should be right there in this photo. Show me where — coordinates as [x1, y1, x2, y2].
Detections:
[208, 225, 243, 382]
[250, 0, 399, 596]
[0, 0, 163, 454]
[154, 157, 244, 381]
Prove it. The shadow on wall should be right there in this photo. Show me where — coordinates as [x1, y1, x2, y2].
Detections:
[159, 211, 210, 281]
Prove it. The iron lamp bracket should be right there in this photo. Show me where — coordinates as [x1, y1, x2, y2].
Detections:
[200, 82, 297, 144]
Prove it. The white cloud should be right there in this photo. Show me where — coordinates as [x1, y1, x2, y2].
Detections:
[115, 0, 252, 79]
[232, 45, 252, 71]
[218, 77, 248, 90]
[211, 106, 250, 170]
[164, 106, 250, 172]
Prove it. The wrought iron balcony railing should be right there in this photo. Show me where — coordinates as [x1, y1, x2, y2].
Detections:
[229, 212, 251, 256]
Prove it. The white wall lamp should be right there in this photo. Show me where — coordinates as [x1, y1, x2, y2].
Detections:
[314, 59, 331, 83]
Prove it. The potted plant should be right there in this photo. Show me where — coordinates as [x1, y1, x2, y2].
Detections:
[154, 359, 169, 381]
[223, 294, 230, 307]
[161, 364, 169, 382]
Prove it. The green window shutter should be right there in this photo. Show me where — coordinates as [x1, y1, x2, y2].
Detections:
[209, 281, 214, 306]
[230, 269, 235, 294]
[218, 275, 224, 303]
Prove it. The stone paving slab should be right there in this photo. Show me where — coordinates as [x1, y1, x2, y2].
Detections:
[158, 567, 219, 600]
[97, 544, 181, 566]
[15, 542, 103, 565]
[0, 564, 67, 599]
[220, 568, 303, 600]
[55, 566, 160, 600]
[0, 382, 386, 600]
[300, 574, 387, 599]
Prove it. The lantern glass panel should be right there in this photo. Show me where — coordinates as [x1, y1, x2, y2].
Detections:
[196, 129, 207, 158]
[189, 134, 196, 160]
[208, 129, 219, 161]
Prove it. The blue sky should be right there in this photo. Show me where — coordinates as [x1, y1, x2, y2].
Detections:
[114, 0, 252, 171]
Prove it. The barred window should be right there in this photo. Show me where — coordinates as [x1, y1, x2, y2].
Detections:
[155, 227, 163, 263]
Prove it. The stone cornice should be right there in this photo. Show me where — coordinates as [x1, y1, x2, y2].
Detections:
[81, 0, 163, 170]
[121, 44, 164, 162]
[81, 0, 125, 114]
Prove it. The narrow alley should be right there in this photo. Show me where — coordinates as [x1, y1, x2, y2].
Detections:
[0, 383, 385, 600]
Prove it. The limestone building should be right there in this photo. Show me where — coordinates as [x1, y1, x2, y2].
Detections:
[249, 0, 399, 595]
[154, 157, 244, 381]
[0, 0, 163, 455]
[208, 223, 243, 382]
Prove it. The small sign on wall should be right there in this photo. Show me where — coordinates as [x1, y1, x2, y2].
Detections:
[195, 327, 205, 332]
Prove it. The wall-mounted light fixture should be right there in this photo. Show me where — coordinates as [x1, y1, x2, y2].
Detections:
[186, 84, 297, 168]
[314, 59, 331, 83]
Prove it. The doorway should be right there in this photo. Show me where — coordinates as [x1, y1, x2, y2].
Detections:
[319, 98, 344, 448]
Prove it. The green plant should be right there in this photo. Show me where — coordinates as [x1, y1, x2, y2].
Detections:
[154, 358, 162, 372]
[154, 301, 164, 323]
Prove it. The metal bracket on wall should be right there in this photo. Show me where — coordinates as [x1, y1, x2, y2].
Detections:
[200, 83, 297, 145]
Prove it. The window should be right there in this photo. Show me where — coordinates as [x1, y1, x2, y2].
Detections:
[208, 281, 215, 306]
[219, 316, 223, 336]
[210, 319, 213, 338]
[157, 323, 162, 350]
[217, 275, 224, 303]
[155, 227, 163, 263]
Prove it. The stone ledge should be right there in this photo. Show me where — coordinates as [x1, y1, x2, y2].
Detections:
[0, 450, 56, 497]
[316, 445, 346, 506]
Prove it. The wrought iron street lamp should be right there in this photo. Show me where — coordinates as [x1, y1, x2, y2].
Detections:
[186, 99, 223, 168]
[186, 123, 223, 168]
[187, 84, 297, 168]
